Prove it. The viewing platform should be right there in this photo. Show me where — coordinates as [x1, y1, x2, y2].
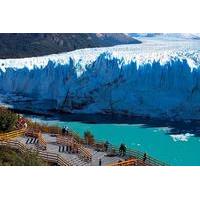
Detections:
[0, 128, 168, 166]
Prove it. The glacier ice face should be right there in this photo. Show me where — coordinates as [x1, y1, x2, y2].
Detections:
[0, 39, 200, 120]
[129, 33, 200, 40]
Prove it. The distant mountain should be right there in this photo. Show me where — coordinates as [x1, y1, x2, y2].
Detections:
[0, 33, 141, 59]
[129, 33, 200, 40]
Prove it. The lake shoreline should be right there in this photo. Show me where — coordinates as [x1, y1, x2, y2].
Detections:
[7, 105, 200, 137]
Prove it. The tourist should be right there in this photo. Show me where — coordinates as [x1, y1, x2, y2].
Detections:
[143, 153, 147, 163]
[119, 143, 126, 157]
[66, 126, 69, 133]
[99, 158, 102, 166]
[69, 145, 72, 152]
[62, 127, 65, 134]
[64, 126, 69, 135]
[119, 144, 123, 156]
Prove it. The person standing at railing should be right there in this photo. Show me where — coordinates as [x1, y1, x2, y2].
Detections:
[99, 158, 102, 166]
[143, 153, 147, 163]
[64, 126, 69, 134]
[62, 126, 69, 135]
[62, 127, 66, 135]
[119, 143, 126, 157]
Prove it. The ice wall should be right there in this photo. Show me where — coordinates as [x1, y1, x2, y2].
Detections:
[0, 40, 200, 120]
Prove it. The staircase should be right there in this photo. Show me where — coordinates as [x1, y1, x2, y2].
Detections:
[70, 157, 90, 166]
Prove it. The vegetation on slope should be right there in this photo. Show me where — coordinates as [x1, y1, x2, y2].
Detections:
[0, 107, 18, 132]
[0, 146, 47, 166]
[0, 107, 47, 166]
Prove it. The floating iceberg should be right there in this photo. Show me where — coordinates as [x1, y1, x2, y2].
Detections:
[170, 133, 194, 142]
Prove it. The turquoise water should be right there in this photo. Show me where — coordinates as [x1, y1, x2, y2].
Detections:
[29, 115, 200, 166]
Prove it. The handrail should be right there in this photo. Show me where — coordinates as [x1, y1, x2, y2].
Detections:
[65, 127, 167, 165]
[70, 130, 166, 166]
[49, 126, 167, 166]
[37, 150, 72, 166]
[89, 138, 167, 166]
[0, 128, 27, 141]
[25, 129, 47, 150]
[57, 134, 92, 162]
[64, 128, 93, 161]
[78, 145, 92, 162]
[57, 135, 76, 146]
[0, 140, 72, 166]
[107, 158, 139, 166]
[94, 138, 168, 166]
[37, 131, 47, 149]
[0, 127, 167, 165]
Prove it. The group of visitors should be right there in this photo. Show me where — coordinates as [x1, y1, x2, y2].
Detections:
[62, 126, 69, 135]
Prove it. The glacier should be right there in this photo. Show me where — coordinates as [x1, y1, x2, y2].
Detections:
[0, 39, 200, 120]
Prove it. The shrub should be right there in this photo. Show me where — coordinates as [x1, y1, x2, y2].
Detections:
[84, 130, 95, 145]
[0, 107, 18, 132]
[0, 146, 47, 166]
[27, 120, 62, 134]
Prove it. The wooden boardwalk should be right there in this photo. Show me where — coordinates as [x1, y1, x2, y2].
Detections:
[15, 133, 125, 166]
[0, 128, 168, 166]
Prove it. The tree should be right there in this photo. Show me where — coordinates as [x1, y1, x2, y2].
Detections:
[0, 107, 18, 132]
[84, 130, 94, 145]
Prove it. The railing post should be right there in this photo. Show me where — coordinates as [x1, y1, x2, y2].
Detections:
[56, 154, 58, 165]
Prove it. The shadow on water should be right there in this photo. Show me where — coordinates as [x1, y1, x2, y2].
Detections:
[10, 106, 200, 138]
[1, 94, 200, 137]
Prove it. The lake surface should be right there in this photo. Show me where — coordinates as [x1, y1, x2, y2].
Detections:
[27, 114, 200, 166]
